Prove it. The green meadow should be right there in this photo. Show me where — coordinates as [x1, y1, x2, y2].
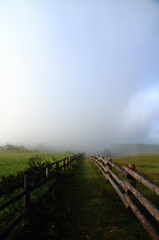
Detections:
[0, 151, 70, 180]
[1, 152, 159, 240]
[113, 153, 159, 213]
[113, 153, 159, 184]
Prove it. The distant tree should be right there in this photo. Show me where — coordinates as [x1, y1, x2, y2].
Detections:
[77, 152, 86, 159]
[32, 148, 40, 152]
[0, 143, 29, 152]
[65, 150, 74, 155]
[101, 148, 112, 158]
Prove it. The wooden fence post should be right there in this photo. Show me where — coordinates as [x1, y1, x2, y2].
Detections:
[66, 158, 69, 170]
[107, 158, 112, 177]
[46, 165, 50, 178]
[62, 159, 65, 172]
[23, 171, 30, 210]
[69, 157, 71, 166]
[56, 161, 59, 170]
[127, 164, 136, 202]
[128, 164, 136, 187]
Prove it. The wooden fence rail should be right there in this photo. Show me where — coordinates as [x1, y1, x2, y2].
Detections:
[88, 155, 159, 240]
[0, 155, 80, 240]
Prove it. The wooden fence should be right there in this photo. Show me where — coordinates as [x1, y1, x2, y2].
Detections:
[0, 155, 80, 240]
[88, 155, 159, 240]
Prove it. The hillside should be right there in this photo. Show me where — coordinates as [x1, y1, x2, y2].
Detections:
[112, 144, 159, 157]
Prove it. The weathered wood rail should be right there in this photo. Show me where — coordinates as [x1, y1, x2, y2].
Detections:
[0, 155, 80, 240]
[88, 155, 159, 240]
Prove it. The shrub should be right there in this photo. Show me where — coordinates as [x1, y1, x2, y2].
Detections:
[0, 155, 56, 196]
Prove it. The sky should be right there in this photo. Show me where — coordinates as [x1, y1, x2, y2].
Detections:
[0, 0, 159, 154]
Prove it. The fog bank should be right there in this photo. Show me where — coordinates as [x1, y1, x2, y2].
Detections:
[0, 0, 159, 154]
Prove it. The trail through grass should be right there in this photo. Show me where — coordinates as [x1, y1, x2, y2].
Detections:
[52, 158, 150, 240]
[6, 158, 151, 240]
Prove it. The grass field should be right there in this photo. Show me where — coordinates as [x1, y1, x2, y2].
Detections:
[1, 152, 159, 239]
[112, 153, 159, 212]
[0, 151, 71, 180]
[113, 153, 159, 184]
[0, 151, 75, 239]
[9, 157, 155, 240]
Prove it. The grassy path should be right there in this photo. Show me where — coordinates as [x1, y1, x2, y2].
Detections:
[52, 159, 150, 240]
[9, 158, 150, 240]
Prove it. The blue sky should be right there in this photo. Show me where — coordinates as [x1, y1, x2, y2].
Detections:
[0, 0, 159, 153]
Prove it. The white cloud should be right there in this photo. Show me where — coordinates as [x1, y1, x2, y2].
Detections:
[122, 85, 159, 143]
[0, 0, 159, 152]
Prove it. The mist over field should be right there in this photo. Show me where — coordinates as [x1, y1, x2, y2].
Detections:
[0, 0, 159, 154]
